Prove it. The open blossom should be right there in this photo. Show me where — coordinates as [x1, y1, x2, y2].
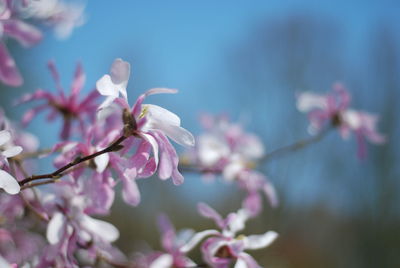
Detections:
[96, 58, 195, 186]
[0, 0, 42, 86]
[19, 61, 99, 140]
[181, 203, 278, 268]
[39, 181, 120, 267]
[136, 214, 197, 268]
[0, 130, 22, 194]
[0, 0, 85, 87]
[18, 0, 86, 39]
[297, 83, 385, 158]
[187, 115, 277, 213]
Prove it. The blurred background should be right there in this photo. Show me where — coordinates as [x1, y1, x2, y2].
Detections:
[1, 0, 399, 267]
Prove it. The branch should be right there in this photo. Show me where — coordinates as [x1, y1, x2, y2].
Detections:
[261, 127, 332, 162]
[19, 135, 127, 187]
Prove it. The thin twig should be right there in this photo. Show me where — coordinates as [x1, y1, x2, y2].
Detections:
[19, 135, 127, 187]
[261, 127, 332, 162]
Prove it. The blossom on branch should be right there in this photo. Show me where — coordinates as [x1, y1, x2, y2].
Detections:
[96, 58, 195, 188]
[297, 83, 386, 158]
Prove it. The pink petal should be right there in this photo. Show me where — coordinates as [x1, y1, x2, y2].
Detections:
[0, 42, 22, 87]
[3, 20, 42, 47]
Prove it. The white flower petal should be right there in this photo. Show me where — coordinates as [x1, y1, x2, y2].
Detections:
[0, 255, 11, 268]
[229, 209, 249, 234]
[243, 231, 278, 250]
[146, 104, 181, 127]
[98, 96, 117, 111]
[234, 258, 247, 268]
[2, 145, 22, 158]
[80, 215, 119, 242]
[96, 74, 118, 97]
[46, 212, 66, 244]
[110, 58, 130, 86]
[0, 170, 20, 195]
[159, 123, 195, 147]
[0, 130, 11, 147]
[198, 134, 229, 166]
[149, 254, 173, 268]
[141, 133, 159, 166]
[297, 92, 327, 112]
[180, 229, 220, 253]
[94, 152, 109, 173]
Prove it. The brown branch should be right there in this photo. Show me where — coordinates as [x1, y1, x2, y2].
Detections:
[261, 127, 332, 162]
[19, 135, 127, 187]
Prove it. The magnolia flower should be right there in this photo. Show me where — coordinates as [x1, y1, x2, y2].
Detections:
[0, 130, 22, 195]
[188, 115, 277, 213]
[40, 181, 119, 267]
[136, 214, 197, 268]
[181, 203, 278, 268]
[297, 83, 385, 158]
[96, 58, 195, 186]
[19, 61, 99, 140]
[0, 0, 42, 86]
[96, 58, 130, 110]
[0, 0, 85, 87]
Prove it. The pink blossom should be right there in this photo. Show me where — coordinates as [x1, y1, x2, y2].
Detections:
[297, 83, 385, 158]
[180, 203, 278, 268]
[189, 115, 277, 213]
[96, 58, 195, 186]
[0, 0, 85, 87]
[136, 214, 197, 268]
[19, 61, 99, 140]
[38, 181, 119, 267]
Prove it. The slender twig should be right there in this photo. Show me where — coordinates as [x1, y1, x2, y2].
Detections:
[261, 127, 332, 162]
[19, 135, 127, 187]
[179, 128, 333, 174]
[12, 148, 53, 160]
[21, 179, 60, 190]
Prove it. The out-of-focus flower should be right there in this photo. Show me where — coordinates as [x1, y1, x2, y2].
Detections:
[136, 214, 197, 268]
[180, 203, 278, 268]
[96, 58, 195, 187]
[0, 0, 42, 86]
[19, 61, 99, 140]
[187, 115, 277, 214]
[297, 83, 386, 158]
[38, 181, 119, 267]
[0, 130, 22, 194]
[0, 0, 85, 87]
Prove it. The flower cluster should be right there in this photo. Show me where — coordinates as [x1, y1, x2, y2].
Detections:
[0, 56, 386, 267]
[184, 114, 277, 216]
[0, 0, 85, 87]
[136, 203, 277, 268]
